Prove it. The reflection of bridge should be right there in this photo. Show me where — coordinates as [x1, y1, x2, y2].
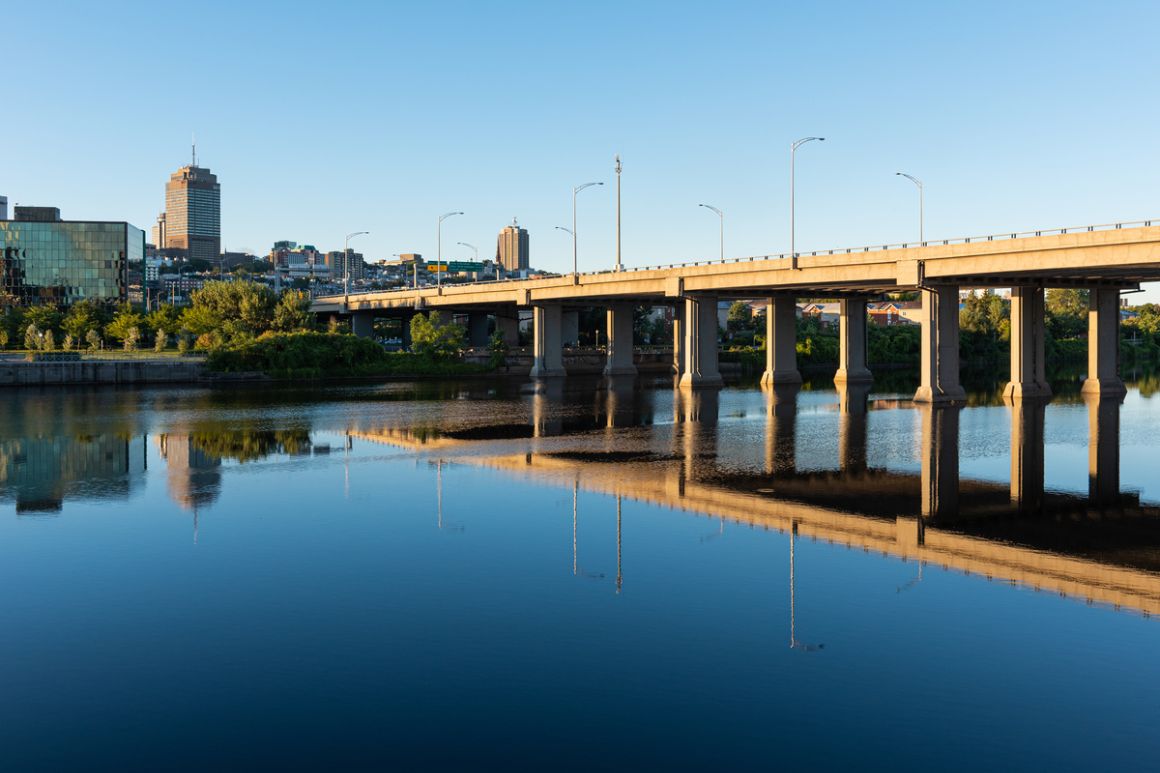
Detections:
[351, 382, 1160, 617]
[317, 221, 1160, 401]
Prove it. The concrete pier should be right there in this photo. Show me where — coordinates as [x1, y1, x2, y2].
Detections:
[351, 312, 375, 339]
[1082, 288, 1126, 396]
[760, 296, 801, 387]
[679, 295, 722, 389]
[467, 312, 490, 348]
[671, 303, 684, 377]
[604, 302, 638, 376]
[834, 298, 872, 385]
[914, 285, 966, 404]
[529, 305, 565, 379]
[496, 313, 520, 348]
[1004, 286, 1050, 399]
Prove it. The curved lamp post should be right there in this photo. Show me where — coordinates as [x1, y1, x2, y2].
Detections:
[344, 230, 369, 309]
[699, 203, 724, 261]
[437, 211, 463, 288]
[790, 136, 824, 269]
[896, 172, 924, 244]
[572, 182, 603, 275]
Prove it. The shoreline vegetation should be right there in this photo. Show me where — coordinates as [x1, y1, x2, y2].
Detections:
[3, 281, 1158, 382]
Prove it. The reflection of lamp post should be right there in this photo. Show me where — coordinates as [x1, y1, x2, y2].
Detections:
[573, 480, 579, 576]
[789, 524, 823, 652]
[790, 136, 824, 270]
[615, 495, 623, 594]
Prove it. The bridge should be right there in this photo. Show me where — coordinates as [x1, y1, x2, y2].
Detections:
[314, 219, 1160, 402]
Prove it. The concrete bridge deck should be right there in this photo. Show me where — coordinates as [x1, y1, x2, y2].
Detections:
[315, 219, 1160, 401]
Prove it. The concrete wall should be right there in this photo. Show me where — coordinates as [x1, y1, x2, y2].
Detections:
[0, 359, 207, 387]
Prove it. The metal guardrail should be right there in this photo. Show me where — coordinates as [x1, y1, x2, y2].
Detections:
[328, 217, 1159, 300]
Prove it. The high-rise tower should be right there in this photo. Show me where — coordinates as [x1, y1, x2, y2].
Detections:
[163, 145, 220, 262]
[496, 218, 529, 273]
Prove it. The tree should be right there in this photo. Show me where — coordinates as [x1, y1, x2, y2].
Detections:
[62, 300, 107, 341]
[23, 305, 62, 338]
[123, 327, 141, 351]
[272, 289, 314, 332]
[1046, 288, 1088, 340]
[85, 329, 103, 351]
[181, 280, 276, 341]
[487, 330, 509, 369]
[146, 305, 183, 336]
[726, 301, 754, 334]
[154, 330, 169, 352]
[62, 334, 75, 351]
[106, 306, 147, 344]
[24, 323, 41, 351]
[409, 311, 465, 359]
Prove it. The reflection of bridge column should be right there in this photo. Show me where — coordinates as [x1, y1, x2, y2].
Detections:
[764, 383, 799, 475]
[679, 295, 723, 388]
[680, 387, 720, 481]
[1007, 396, 1046, 513]
[1086, 392, 1122, 506]
[914, 285, 966, 403]
[561, 310, 580, 347]
[351, 311, 375, 338]
[529, 304, 566, 378]
[1004, 286, 1050, 399]
[920, 404, 961, 521]
[1082, 288, 1126, 396]
[604, 302, 638, 376]
[532, 379, 565, 438]
[467, 312, 489, 347]
[761, 296, 801, 387]
[837, 382, 871, 473]
[834, 299, 873, 385]
[604, 375, 636, 428]
[672, 302, 685, 377]
[495, 310, 520, 348]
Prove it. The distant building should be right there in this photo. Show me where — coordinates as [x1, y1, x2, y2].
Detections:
[269, 241, 329, 279]
[151, 212, 166, 251]
[496, 219, 529, 273]
[163, 158, 221, 262]
[325, 249, 365, 281]
[0, 196, 7, 220]
[0, 206, 143, 304]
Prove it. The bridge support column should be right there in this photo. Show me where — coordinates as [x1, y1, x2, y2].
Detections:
[920, 404, 961, 521]
[679, 296, 723, 388]
[604, 302, 637, 376]
[760, 296, 801, 387]
[561, 310, 580, 348]
[1086, 392, 1122, 506]
[529, 304, 566, 379]
[467, 312, 489, 348]
[835, 299, 872, 385]
[351, 312, 375, 339]
[1082, 288, 1126, 396]
[400, 314, 412, 351]
[672, 303, 684, 377]
[496, 312, 520, 348]
[1007, 396, 1046, 513]
[764, 384, 799, 475]
[838, 382, 871, 473]
[914, 285, 966, 403]
[1004, 286, 1050, 399]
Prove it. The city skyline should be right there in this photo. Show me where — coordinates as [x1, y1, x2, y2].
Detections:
[5, 3, 1160, 297]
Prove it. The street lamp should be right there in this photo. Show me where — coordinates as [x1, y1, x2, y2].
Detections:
[437, 211, 463, 289]
[343, 230, 369, 310]
[572, 181, 603, 275]
[790, 136, 825, 269]
[615, 155, 622, 272]
[896, 172, 924, 244]
[699, 203, 724, 261]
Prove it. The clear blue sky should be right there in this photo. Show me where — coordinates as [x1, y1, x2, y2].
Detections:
[5, 0, 1160, 294]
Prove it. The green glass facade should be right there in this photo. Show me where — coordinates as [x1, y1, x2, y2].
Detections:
[0, 221, 142, 304]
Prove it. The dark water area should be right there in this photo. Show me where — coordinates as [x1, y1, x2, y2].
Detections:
[2, 370, 1159, 770]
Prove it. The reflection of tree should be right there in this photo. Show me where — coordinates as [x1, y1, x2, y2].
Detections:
[188, 424, 313, 463]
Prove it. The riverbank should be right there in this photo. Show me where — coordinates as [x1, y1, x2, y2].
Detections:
[0, 358, 207, 386]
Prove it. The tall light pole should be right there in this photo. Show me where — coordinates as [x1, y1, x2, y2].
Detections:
[896, 172, 924, 244]
[437, 211, 463, 289]
[457, 241, 478, 261]
[699, 203, 724, 261]
[572, 182, 603, 275]
[343, 230, 369, 310]
[615, 155, 622, 272]
[790, 136, 824, 270]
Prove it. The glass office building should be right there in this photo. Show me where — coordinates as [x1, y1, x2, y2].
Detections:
[0, 220, 142, 304]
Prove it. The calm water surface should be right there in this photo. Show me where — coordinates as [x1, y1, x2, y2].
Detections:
[2, 375, 1159, 770]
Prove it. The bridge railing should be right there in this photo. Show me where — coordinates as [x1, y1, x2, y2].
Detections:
[328, 217, 1158, 299]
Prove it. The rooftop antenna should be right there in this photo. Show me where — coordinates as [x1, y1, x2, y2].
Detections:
[191, 133, 197, 167]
